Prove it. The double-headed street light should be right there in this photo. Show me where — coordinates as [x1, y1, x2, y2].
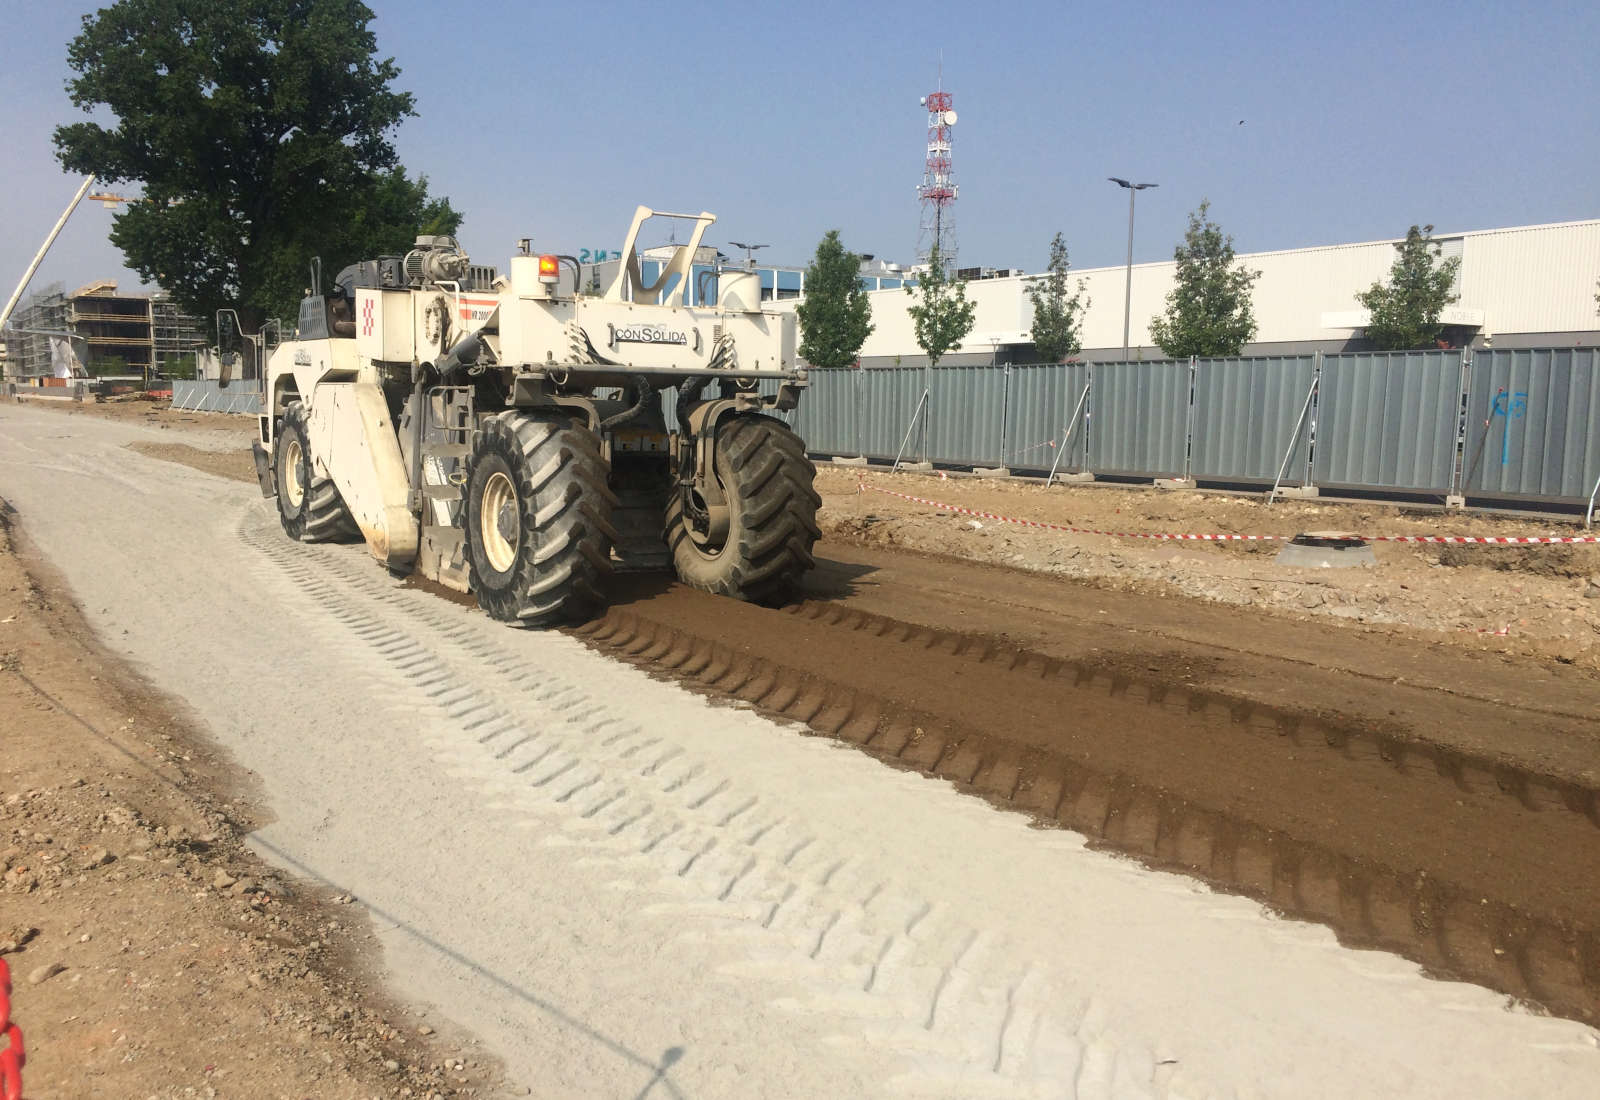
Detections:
[1108, 177, 1157, 362]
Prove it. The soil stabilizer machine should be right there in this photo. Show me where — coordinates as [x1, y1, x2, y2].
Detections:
[252, 207, 820, 624]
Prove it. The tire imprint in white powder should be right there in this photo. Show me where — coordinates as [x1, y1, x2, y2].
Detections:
[237, 507, 1198, 1098]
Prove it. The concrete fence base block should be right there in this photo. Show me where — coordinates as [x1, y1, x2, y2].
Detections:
[830, 455, 869, 467]
[1153, 478, 1197, 490]
[1049, 472, 1095, 484]
[1273, 485, 1321, 499]
[973, 466, 1011, 478]
[1444, 494, 1466, 510]
[896, 461, 935, 473]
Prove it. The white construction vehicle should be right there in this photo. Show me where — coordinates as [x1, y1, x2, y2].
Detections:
[251, 207, 820, 624]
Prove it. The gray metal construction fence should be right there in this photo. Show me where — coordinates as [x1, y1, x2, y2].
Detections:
[790, 347, 1600, 513]
[168, 346, 1600, 514]
[171, 378, 263, 415]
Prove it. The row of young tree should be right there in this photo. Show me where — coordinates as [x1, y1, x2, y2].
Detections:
[797, 208, 1467, 370]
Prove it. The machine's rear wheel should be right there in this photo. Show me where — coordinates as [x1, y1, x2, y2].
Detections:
[666, 414, 820, 603]
[464, 411, 618, 626]
[274, 401, 359, 543]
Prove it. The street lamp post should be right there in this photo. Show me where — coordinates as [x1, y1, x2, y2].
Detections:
[1108, 177, 1157, 362]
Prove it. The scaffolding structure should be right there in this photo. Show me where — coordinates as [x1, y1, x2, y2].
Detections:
[151, 293, 204, 368]
[3, 281, 202, 379]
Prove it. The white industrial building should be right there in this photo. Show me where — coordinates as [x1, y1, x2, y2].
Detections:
[780, 219, 1600, 367]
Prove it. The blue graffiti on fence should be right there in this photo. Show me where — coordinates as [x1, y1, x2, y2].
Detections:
[1491, 389, 1529, 466]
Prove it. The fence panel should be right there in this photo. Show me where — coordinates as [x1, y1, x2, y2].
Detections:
[1463, 347, 1600, 502]
[927, 365, 1007, 467]
[171, 378, 263, 415]
[858, 368, 926, 461]
[1312, 351, 1462, 494]
[791, 369, 858, 454]
[1088, 360, 1190, 478]
[1189, 355, 1317, 484]
[1004, 363, 1090, 472]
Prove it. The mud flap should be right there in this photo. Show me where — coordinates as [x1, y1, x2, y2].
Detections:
[251, 442, 276, 498]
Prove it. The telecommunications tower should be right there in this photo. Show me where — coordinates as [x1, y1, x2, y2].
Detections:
[916, 81, 959, 272]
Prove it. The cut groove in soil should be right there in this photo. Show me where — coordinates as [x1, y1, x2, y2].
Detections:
[566, 581, 1600, 1025]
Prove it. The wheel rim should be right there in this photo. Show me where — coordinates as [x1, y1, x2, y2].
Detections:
[283, 438, 305, 509]
[479, 470, 519, 573]
[680, 487, 727, 557]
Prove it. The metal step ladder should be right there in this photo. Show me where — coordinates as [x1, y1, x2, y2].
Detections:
[417, 386, 475, 593]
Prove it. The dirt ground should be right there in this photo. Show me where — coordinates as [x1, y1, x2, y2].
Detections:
[817, 465, 1600, 672]
[0, 496, 506, 1097]
[10, 392, 253, 437]
[11, 394, 1600, 1041]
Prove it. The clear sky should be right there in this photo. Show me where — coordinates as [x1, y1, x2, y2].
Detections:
[2, 0, 1597, 301]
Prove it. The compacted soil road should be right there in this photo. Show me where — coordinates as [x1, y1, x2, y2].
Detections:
[2, 400, 1598, 1098]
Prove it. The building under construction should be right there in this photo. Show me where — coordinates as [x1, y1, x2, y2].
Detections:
[3, 281, 202, 379]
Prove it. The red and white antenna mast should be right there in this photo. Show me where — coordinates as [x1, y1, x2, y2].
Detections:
[916, 74, 958, 272]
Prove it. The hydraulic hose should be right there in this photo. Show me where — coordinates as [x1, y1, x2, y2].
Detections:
[600, 374, 656, 431]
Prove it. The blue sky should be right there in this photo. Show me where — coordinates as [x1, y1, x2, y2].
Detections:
[2, 0, 1597, 299]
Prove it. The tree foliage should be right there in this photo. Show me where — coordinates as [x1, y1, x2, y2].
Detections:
[1025, 232, 1089, 362]
[53, 0, 460, 332]
[1149, 200, 1260, 358]
[1356, 225, 1461, 350]
[795, 230, 873, 369]
[905, 245, 976, 370]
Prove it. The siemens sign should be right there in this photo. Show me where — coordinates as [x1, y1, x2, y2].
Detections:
[578, 249, 623, 263]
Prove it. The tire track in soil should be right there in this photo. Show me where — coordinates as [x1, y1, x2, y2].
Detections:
[566, 584, 1600, 1026]
[238, 511, 1185, 1096]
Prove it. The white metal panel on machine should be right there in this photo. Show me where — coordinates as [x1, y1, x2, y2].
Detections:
[355, 289, 416, 362]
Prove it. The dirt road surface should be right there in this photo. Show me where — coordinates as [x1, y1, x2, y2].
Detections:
[1, 485, 491, 1098]
[3, 400, 1598, 1098]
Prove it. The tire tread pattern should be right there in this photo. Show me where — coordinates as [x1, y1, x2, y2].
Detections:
[666, 415, 821, 603]
[276, 401, 359, 544]
[467, 411, 618, 626]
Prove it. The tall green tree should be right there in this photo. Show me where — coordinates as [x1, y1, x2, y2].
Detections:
[905, 244, 976, 370]
[1149, 200, 1261, 358]
[1356, 225, 1461, 350]
[1026, 232, 1089, 362]
[795, 230, 874, 369]
[53, 0, 461, 332]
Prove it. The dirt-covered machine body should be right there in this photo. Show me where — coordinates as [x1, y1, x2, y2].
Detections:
[253, 206, 820, 623]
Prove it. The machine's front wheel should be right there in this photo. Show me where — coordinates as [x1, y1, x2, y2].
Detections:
[464, 411, 618, 625]
[273, 401, 359, 543]
[666, 414, 820, 603]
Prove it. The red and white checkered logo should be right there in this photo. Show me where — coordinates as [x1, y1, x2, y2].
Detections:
[361, 298, 375, 337]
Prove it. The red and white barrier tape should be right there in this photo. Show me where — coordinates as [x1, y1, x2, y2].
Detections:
[0, 958, 24, 1100]
[856, 479, 1600, 546]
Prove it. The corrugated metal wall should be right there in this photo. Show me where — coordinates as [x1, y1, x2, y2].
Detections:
[792, 369, 854, 455]
[1090, 360, 1190, 478]
[1190, 355, 1317, 484]
[858, 367, 925, 461]
[177, 347, 1600, 515]
[1463, 348, 1600, 501]
[1005, 364, 1090, 472]
[929, 365, 1008, 467]
[1313, 351, 1462, 493]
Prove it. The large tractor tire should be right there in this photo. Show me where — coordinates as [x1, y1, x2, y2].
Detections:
[274, 401, 360, 543]
[463, 410, 618, 626]
[666, 414, 821, 604]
